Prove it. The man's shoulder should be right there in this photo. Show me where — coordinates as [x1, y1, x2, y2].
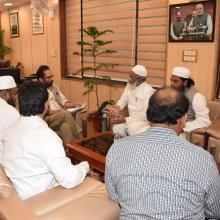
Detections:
[0, 101, 19, 118]
[108, 132, 146, 154]
[28, 119, 63, 148]
[176, 135, 214, 163]
[137, 82, 155, 94]
[185, 86, 201, 100]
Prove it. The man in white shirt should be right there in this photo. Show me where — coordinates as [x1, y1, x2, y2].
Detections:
[170, 67, 211, 132]
[107, 65, 155, 137]
[0, 76, 19, 164]
[2, 81, 89, 200]
[36, 65, 83, 145]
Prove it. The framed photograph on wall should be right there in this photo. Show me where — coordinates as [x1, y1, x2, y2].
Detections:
[31, 8, 44, 35]
[169, 0, 216, 42]
[9, 12, 19, 38]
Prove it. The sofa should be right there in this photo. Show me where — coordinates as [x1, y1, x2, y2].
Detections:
[186, 101, 220, 172]
[0, 167, 120, 220]
[186, 101, 220, 148]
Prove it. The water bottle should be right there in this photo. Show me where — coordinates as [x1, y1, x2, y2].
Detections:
[102, 114, 107, 132]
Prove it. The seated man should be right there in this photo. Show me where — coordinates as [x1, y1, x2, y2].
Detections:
[0, 76, 20, 163]
[36, 65, 83, 144]
[106, 65, 155, 137]
[170, 66, 211, 132]
[105, 88, 220, 219]
[2, 81, 89, 200]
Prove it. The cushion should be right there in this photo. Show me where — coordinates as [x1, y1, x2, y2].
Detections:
[26, 177, 120, 219]
[0, 167, 15, 198]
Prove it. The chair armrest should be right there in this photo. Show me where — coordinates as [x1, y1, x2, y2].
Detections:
[189, 127, 207, 135]
[206, 119, 220, 138]
[0, 194, 39, 220]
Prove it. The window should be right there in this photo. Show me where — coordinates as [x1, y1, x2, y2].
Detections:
[60, 0, 168, 86]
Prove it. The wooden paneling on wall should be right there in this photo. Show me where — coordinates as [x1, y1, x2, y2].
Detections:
[64, 0, 168, 86]
[1, 2, 61, 82]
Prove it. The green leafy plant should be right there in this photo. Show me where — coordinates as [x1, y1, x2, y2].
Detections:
[0, 30, 12, 59]
[73, 26, 117, 110]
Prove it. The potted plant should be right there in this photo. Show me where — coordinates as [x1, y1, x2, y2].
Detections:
[0, 30, 12, 64]
[0, 30, 22, 84]
[73, 26, 117, 131]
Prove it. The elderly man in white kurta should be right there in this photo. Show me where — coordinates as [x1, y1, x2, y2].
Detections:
[0, 76, 19, 164]
[170, 67, 211, 132]
[107, 65, 155, 137]
[2, 81, 89, 200]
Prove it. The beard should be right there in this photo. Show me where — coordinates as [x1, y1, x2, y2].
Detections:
[129, 81, 138, 90]
[45, 81, 53, 88]
[7, 98, 16, 107]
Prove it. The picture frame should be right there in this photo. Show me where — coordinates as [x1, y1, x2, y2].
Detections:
[9, 12, 19, 38]
[31, 8, 44, 35]
[169, 0, 216, 42]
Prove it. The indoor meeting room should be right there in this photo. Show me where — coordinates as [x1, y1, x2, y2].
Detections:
[0, 0, 220, 219]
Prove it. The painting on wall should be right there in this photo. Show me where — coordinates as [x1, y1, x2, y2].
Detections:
[9, 12, 19, 38]
[169, 0, 216, 42]
[32, 8, 44, 35]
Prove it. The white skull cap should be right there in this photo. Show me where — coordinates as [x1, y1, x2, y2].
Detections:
[0, 75, 16, 90]
[172, 67, 190, 79]
[132, 65, 147, 77]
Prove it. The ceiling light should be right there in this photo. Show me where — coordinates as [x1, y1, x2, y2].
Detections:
[4, 2, 13, 6]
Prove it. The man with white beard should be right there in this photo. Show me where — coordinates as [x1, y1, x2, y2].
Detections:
[106, 65, 155, 137]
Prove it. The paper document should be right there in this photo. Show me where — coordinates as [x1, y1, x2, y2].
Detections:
[67, 103, 86, 113]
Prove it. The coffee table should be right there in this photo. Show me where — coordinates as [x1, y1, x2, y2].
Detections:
[67, 131, 114, 174]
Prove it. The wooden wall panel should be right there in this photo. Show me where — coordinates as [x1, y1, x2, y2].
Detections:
[1, 1, 61, 81]
[18, 4, 33, 76]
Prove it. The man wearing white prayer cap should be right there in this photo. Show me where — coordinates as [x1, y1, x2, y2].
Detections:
[170, 66, 211, 132]
[0, 76, 20, 164]
[106, 65, 155, 137]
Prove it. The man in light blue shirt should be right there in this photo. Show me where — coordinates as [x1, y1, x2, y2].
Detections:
[105, 88, 220, 220]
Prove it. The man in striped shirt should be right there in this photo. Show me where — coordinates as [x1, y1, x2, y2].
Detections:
[105, 88, 220, 220]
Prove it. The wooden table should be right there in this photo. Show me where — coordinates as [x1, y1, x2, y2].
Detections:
[67, 131, 114, 174]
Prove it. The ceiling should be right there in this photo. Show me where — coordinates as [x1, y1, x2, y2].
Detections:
[0, 0, 30, 11]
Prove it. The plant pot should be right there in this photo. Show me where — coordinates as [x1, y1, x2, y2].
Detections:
[92, 117, 102, 132]
[0, 59, 10, 68]
[88, 112, 102, 132]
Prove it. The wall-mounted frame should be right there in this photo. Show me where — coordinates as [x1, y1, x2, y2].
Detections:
[182, 50, 197, 62]
[9, 12, 19, 38]
[31, 8, 44, 35]
[169, 0, 216, 42]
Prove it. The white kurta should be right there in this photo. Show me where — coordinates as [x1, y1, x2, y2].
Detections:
[0, 98, 19, 164]
[183, 92, 211, 133]
[48, 84, 68, 111]
[2, 116, 88, 200]
[114, 82, 155, 136]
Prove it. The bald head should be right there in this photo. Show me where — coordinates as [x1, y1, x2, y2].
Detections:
[147, 88, 189, 125]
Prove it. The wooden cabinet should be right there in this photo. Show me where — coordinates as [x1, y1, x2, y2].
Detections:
[0, 67, 20, 84]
